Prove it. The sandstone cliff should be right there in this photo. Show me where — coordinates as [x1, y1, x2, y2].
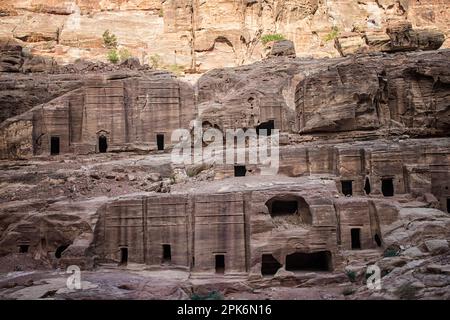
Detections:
[0, 0, 448, 72]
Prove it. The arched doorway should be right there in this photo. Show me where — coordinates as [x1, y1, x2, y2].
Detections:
[98, 135, 108, 153]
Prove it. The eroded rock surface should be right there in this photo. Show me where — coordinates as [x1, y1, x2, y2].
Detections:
[0, 0, 448, 72]
[0, 21, 449, 299]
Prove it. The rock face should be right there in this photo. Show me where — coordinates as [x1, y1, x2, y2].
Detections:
[0, 0, 448, 72]
[0, 10, 449, 298]
[335, 22, 445, 56]
[2, 49, 449, 159]
[196, 49, 450, 137]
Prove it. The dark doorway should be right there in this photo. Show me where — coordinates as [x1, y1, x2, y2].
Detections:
[285, 251, 331, 272]
[215, 254, 225, 274]
[157, 134, 164, 151]
[364, 177, 371, 195]
[162, 244, 171, 263]
[55, 245, 69, 259]
[98, 135, 108, 153]
[256, 120, 275, 136]
[120, 247, 128, 265]
[19, 245, 29, 253]
[447, 198, 450, 213]
[261, 254, 282, 276]
[341, 180, 353, 196]
[381, 178, 394, 197]
[271, 200, 298, 216]
[234, 165, 247, 177]
[50, 136, 60, 155]
[351, 228, 361, 249]
[266, 195, 312, 224]
[374, 233, 382, 247]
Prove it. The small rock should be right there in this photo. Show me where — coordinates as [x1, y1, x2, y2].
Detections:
[90, 173, 101, 180]
[265, 40, 296, 58]
[118, 284, 135, 290]
[146, 173, 161, 182]
[402, 247, 424, 258]
[24, 279, 34, 287]
[115, 174, 125, 181]
[274, 267, 294, 279]
[424, 239, 449, 254]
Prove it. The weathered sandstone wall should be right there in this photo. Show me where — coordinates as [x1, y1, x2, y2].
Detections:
[0, 1, 448, 71]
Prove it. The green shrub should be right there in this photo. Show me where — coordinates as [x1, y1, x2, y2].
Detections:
[118, 48, 132, 62]
[102, 30, 118, 49]
[158, 8, 164, 17]
[167, 64, 185, 76]
[191, 291, 224, 300]
[383, 248, 400, 257]
[324, 26, 340, 42]
[107, 49, 120, 64]
[345, 270, 357, 282]
[261, 33, 286, 45]
[149, 54, 162, 69]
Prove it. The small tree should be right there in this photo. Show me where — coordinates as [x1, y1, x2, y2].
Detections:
[102, 30, 118, 49]
[119, 48, 131, 62]
[149, 54, 162, 69]
[107, 49, 119, 64]
[324, 26, 340, 42]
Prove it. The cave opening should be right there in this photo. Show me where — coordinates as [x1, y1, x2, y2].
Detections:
[381, 178, 394, 197]
[55, 245, 69, 259]
[285, 251, 331, 272]
[120, 247, 128, 265]
[98, 135, 108, 153]
[271, 200, 298, 215]
[261, 254, 282, 276]
[256, 120, 275, 136]
[265, 195, 312, 224]
[447, 197, 450, 213]
[351, 228, 361, 249]
[234, 165, 247, 177]
[162, 244, 171, 263]
[157, 134, 165, 151]
[364, 177, 371, 195]
[341, 180, 353, 196]
[215, 254, 225, 274]
[50, 136, 60, 155]
[18, 244, 29, 253]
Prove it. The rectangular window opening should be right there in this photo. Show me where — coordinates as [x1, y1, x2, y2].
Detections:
[215, 254, 225, 274]
[50, 136, 60, 155]
[351, 228, 361, 250]
[19, 244, 29, 253]
[162, 244, 171, 263]
[234, 165, 246, 177]
[341, 180, 353, 196]
[157, 134, 164, 151]
[120, 247, 128, 265]
[381, 178, 394, 197]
